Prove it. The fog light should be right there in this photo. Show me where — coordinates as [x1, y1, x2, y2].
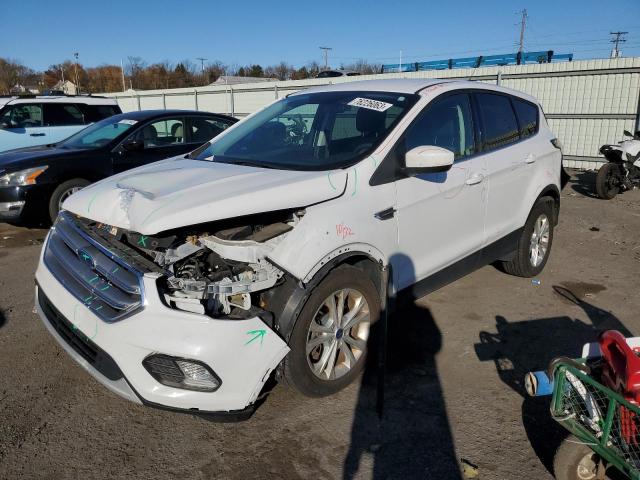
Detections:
[142, 354, 221, 392]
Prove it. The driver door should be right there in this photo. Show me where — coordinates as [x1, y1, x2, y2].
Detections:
[393, 92, 487, 290]
[112, 117, 188, 174]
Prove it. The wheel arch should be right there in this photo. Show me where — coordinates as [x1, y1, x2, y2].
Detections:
[535, 183, 560, 225]
[265, 250, 384, 344]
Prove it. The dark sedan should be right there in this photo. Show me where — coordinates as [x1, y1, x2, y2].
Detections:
[0, 109, 237, 223]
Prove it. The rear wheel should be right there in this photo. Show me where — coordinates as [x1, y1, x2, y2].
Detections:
[595, 163, 621, 200]
[48, 178, 90, 223]
[283, 265, 380, 397]
[501, 197, 555, 278]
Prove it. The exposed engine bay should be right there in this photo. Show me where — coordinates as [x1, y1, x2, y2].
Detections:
[85, 209, 303, 318]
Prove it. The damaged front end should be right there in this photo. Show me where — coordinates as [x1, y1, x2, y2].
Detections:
[107, 209, 303, 320]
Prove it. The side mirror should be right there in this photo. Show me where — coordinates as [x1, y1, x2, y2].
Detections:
[404, 146, 454, 176]
[123, 139, 144, 152]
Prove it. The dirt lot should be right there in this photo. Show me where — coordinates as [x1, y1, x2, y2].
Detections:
[1, 171, 639, 480]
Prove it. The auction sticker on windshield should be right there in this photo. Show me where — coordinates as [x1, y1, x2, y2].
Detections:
[348, 97, 393, 112]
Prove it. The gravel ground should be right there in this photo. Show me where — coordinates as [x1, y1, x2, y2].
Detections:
[1, 170, 639, 480]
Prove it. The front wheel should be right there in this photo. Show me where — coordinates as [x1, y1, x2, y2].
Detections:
[553, 435, 609, 480]
[595, 163, 621, 200]
[283, 265, 380, 397]
[48, 178, 90, 223]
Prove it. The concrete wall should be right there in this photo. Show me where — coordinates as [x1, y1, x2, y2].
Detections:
[105, 58, 640, 170]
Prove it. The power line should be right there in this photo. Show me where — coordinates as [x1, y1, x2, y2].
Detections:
[195, 57, 207, 73]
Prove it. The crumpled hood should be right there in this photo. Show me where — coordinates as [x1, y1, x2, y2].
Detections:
[62, 158, 348, 234]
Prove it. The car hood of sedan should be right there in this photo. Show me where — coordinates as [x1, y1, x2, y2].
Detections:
[62, 157, 348, 235]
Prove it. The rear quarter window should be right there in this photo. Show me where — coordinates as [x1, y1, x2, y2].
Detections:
[511, 98, 539, 138]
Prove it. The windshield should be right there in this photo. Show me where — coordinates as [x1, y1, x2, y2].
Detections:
[61, 117, 137, 150]
[193, 91, 418, 170]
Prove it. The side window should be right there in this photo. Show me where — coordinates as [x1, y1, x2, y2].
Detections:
[476, 93, 520, 151]
[80, 104, 121, 123]
[130, 118, 185, 148]
[188, 117, 234, 144]
[44, 103, 85, 126]
[0, 104, 43, 128]
[404, 93, 476, 159]
[512, 98, 539, 139]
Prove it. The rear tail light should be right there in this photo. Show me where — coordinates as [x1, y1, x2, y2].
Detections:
[142, 354, 221, 392]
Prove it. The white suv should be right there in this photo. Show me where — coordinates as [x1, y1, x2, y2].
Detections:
[35, 79, 562, 416]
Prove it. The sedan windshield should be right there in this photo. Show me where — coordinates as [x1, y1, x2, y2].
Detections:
[61, 117, 137, 150]
[194, 91, 418, 170]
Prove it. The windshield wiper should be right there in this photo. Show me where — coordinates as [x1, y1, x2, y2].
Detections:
[214, 159, 278, 169]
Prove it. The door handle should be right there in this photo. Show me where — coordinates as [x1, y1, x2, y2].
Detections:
[30, 133, 45, 137]
[374, 207, 396, 220]
[465, 173, 484, 186]
[525, 153, 536, 164]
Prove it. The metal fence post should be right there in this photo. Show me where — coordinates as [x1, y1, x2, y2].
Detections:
[136, 94, 141, 111]
[497, 71, 502, 86]
[194, 90, 199, 110]
[274, 84, 278, 99]
[230, 86, 235, 117]
[162, 93, 166, 109]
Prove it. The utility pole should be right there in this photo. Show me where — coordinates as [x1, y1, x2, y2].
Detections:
[73, 52, 80, 94]
[120, 59, 126, 91]
[319, 46, 332, 71]
[196, 57, 208, 84]
[517, 9, 528, 54]
[610, 31, 628, 58]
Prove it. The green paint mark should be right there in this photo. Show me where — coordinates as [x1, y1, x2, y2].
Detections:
[88, 276, 99, 284]
[94, 305, 103, 311]
[245, 329, 266, 346]
[111, 266, 120, 274]
[351, 168, 358, 197]
[138, 235, 148, 247]
[87, 192, 99, 214]
[140, 201, 172, 226]
[327, 172, 337, 190]
[100, 284, 110, 291]
[81, 253, 91, 261]
[83, 295, 94, 302]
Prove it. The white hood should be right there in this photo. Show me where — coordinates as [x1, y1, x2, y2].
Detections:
[63, 158, 348, 234]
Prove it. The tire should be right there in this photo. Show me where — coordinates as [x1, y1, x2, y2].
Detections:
[48, 178, 90, 223]
[501, 197, 555, 278]
[553, 435, 608, 480]
[595, 163, 621, 200]
[283, 265, 380, 397]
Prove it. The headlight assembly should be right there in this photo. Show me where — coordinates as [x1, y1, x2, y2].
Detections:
[0, 166, 48, 187]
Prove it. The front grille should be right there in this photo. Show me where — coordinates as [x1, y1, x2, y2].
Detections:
[38, 289, 123, 381]
[43, 211, 143, 322]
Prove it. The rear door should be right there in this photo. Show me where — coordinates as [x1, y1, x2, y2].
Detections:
[0, 103, 46, 151]
[112, 116, 189, 173]
[474, 92, 536, 243]
[43, 103, 86, 143]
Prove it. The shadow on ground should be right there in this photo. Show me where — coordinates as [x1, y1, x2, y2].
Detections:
[569, 170, 599, 199]
[344, 254, 460, 479]
[475, 283, 631, 476]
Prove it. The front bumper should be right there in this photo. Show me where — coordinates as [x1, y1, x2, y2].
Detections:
[0, 185, 46, 221]
[35, 252, 290, 414]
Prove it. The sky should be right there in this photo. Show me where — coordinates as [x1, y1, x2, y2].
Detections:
[3, 0, 640, 71]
